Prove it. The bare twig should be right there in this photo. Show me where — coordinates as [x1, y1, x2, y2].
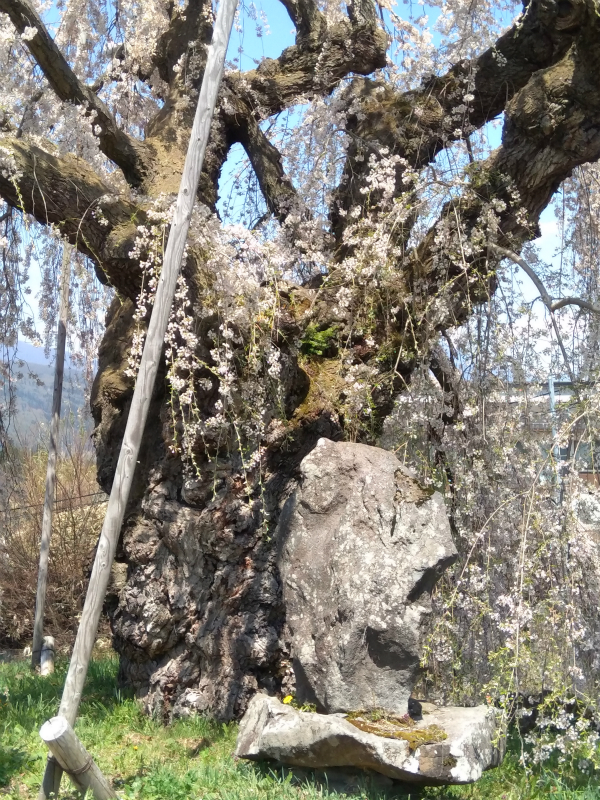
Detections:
[489, 244, 600, 315]
[487, 243, 596, 388]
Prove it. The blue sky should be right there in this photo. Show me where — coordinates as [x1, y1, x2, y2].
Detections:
[227, 0, 295, 68]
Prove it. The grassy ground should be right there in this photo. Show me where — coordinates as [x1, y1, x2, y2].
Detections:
[1, 657, 599, 799]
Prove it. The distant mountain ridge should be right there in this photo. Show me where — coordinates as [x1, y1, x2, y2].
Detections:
[4, 343, 90, 446]
[8, 341, 82, 369]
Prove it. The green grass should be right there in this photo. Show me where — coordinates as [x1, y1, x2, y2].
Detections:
[1, 656, 600, 799]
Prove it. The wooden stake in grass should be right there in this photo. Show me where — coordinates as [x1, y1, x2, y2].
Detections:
[39, 1, 238, 797]
[40, 636, 55, 676]
[40, 716, 117, 800]
[32, 244, 71, 670]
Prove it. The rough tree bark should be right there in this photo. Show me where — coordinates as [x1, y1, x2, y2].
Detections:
[2, 0, 600, 719]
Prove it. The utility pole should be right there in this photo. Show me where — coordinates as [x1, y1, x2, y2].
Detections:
[548, 375, 559, 462]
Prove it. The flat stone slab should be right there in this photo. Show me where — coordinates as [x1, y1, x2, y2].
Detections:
[235, 695, 505, 786]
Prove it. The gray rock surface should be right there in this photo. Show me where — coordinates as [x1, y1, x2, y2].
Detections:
[277, 439, 457, 714]
[235, 695, 505, 786]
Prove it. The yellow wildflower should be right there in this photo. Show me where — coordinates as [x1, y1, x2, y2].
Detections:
[282, 695, 294, 705]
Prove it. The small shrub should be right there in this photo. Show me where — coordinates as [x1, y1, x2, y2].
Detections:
[0, 422, 106, 648]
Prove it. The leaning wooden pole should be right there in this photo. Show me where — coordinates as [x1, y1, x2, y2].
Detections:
[40, 717, 117, 800]
[32, 244, 71, 669]
[39, 1, 238, 796]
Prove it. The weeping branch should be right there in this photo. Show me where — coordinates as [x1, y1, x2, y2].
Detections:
[0, 0, 150, 187]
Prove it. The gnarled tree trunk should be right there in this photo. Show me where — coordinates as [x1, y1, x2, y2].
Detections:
[2, 0, 600, 719]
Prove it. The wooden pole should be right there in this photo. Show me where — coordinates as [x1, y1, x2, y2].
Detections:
[40, 636, 55, 676]
[40, 716, 117, 799]
[32, 244, 71, 669]
[39, 1, 237, 796]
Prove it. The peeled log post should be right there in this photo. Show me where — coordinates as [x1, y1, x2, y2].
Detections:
[39, 1, 238, 797]
[40, 636, 55, 676]
[39, 716, 116, 799]
[32, 244, 71, 669]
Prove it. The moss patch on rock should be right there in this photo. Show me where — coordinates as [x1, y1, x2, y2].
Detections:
[345, 710, 447, 751]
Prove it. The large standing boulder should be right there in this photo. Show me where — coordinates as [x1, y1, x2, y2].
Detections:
[277, 438, 457, 714]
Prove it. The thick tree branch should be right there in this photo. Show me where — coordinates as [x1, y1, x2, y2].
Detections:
[387, 53, 600, 372]
[309, 6, 600, 396]
[277, 0, 326, 39]
[223, 13, 387, 120]
[0, 0, 150, 187]
[492, 44, 600, 226]
[550, 297, 600, 313]
[212, 2, 386, 229]
[147, 0, 385, 149]
[0, 136, 144, 296]
[141, 1, 233, 203]
[331, 0, 592, 243]
[203, 0, 384, 229]
[146, 0, 212, 90]
[229, 103, 307, 225]
[144, 0, 385, 212]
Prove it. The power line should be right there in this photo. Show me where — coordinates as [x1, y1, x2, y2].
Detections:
[0, 492, 106, 514]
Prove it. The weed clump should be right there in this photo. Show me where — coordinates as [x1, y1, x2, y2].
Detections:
[345, 709, 447, 751]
